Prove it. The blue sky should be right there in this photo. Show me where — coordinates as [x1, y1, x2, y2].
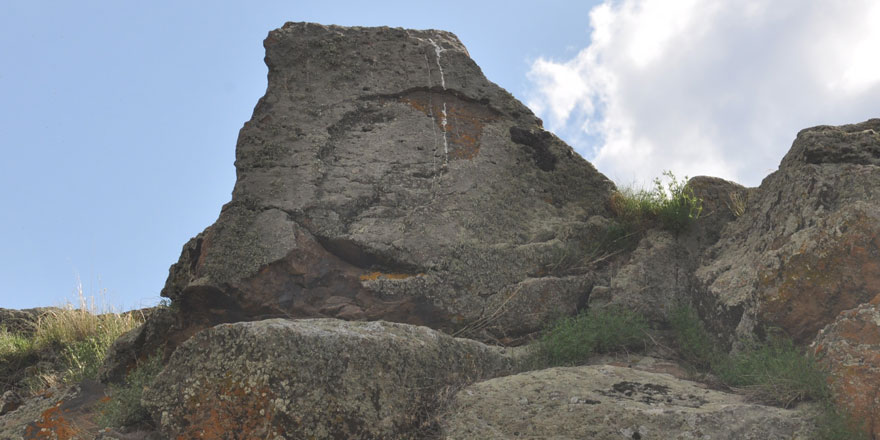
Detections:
[2, 1, 878, 310]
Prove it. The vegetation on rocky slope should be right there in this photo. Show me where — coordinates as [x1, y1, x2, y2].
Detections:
[668, 304, 868, 440]
[609, 170, 704, 236]
[0, 292, 142, 395]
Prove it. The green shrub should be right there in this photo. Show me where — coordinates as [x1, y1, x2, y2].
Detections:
[534, 307, 649, 367]
[652, 171, 703, 233]
[98, 352, 164, 428]
[715, 336, 828, 408]
[610, 171, 703, 235]
[669, 304, 719, 371]
[670, 304, 869, 439]
[0, 291, 143, 394]
[0, 327, 37, 358]
[814, 402, 870, 440]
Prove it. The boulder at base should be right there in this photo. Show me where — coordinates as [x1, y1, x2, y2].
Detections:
[812, 297, 880, 438]
[441, 364, 816, 439]
[160, 22, 613, 344]
[142, 318, 515, 439]
[697, 119, 880, 345]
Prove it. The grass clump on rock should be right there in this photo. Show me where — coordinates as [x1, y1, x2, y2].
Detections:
[533, 306, 649, 367]
[669, 304, 868, 439]
[0, 289, 142, 393]
[609, 171, 703, 235]
[98, 351, 163, 429]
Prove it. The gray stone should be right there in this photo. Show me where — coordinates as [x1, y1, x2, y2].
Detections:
[160, 22, 614, 343]
[441, 364, 817, 439]
[142, 318, 515, 439]
[0, 391, 21, 416]
[696, 119, 880, 346]
[0, 308, 57, 336]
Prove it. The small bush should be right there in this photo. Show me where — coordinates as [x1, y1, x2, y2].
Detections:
[652, 171, 703, 233]
[715, 336, 828, 408]
[534, 307, 649, 367]
[670, 304, 869, 439]
[0, 288, 143, 394]
[814, 402, 870, 440]
[669, 304, 719, 371]
[0, 327, 37, 358]
[98, 352, 164, 428]
[609, 171, 703, 235]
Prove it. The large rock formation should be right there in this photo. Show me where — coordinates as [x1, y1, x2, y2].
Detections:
[696, 119, 880, 345]
[441, 364, 817, 439]
[142, 318, 515, 439]
[161, 22, 613, 343]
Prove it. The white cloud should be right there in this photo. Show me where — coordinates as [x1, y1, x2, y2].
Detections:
[527, 0, 880, 187]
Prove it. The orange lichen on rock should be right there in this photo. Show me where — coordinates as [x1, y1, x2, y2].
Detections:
[813, 301, 880, 437]
[758, 211, 880, 343]
[176, 377, 286, 440]
[399, 90, 498, 161]
[23, 401, 78, 440]
[359, 272, 420, 281]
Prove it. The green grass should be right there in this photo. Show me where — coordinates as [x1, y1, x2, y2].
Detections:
[531, 307, 649, 367]
[610, 171, 703, 235]
[0, 289, 143, 394]
[715, 336, 828, 407]
[669, 304, 869, 439]
[0, 327, 38, 358]
[98, 351, 164, 429]
[668, 304, 718, 371]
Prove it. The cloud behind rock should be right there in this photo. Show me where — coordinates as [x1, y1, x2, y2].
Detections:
[527, 0, 880, 186]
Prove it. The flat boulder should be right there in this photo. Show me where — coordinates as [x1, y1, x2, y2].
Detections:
[441, 364, 816, 439]
[696, 119, 880, 345]
[142, 318, 515, 439]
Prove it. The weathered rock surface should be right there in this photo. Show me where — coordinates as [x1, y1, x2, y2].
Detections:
[143, 318, 515, 439]
[0, 381, 110, 440]
[697, 119, 880, 345]
[441, 364, 816, 439]
[0, 308, 57, 336]
[812, 297, 880, 437]
[589, 176, 744, 325]
[159, 23, 613, 344]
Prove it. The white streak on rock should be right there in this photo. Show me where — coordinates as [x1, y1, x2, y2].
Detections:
[428, 38, 447, 90]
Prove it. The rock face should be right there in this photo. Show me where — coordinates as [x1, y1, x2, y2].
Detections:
[697, 119, 880, 345]
[142, 318, 515, 439]
[441, 364, 816, 439]
[588, 176, 744, 326]
[813, 298, 880, 437]
[0, 308, 57, 336]
[160, 22, 613, 343]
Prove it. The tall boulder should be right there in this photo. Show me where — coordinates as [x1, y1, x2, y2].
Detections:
[697, 119, 880, 346]
[161, 23, 614, 343]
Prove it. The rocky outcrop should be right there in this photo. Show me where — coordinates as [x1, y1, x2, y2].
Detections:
[441, 364, 817, 439]
[142, 318, 515, 439]
[697, 119, 880, 345]
[0, 308, 57, 336]
[813, 298, 880, 437]
[159, 22, 614, 344]
[588, 176, 744, 325]
[0, 381, 111, 440]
